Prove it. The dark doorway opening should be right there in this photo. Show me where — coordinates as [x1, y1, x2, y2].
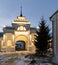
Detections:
[15, 41, 25, 51]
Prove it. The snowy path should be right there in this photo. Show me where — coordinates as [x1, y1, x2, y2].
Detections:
[12, 60, 29, 65]
[0, 53, 53, 65]
[12, 60, 52, 65]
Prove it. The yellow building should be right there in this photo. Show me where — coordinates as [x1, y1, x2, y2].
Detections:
[0, 10, 36, 53]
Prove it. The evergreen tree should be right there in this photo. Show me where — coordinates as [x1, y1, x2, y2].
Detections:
[34, 17, 51, 56]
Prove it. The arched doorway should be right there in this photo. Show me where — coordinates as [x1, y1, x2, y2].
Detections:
[15, 35, 28, 51]
[15, 41, 25, 51]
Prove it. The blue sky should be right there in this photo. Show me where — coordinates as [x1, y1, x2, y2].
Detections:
[0, 0, 58, 32]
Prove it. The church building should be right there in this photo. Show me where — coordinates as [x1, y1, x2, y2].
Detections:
[0, 8, 36, 53]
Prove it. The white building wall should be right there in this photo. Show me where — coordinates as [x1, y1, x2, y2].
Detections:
[50, 12, 58, 63]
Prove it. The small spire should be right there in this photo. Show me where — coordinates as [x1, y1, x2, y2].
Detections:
[20, 5, 23, 16]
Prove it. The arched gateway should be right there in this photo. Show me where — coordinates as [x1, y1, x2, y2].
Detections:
[0, 9, 36, 53]
[15, 41, 25, 50]
[15, 35, 28, 51]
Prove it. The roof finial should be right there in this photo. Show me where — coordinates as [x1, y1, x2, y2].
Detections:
[20, 5, 23, 16]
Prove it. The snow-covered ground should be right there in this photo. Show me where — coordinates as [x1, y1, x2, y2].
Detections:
[0, 52, 52, 65]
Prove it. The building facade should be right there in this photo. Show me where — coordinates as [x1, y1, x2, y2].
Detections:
[50, 10, 58, 63]
[0, 13, 36, 53]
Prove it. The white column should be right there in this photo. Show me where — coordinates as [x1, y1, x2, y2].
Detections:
[3, 34, 5, 46]
[29, 35, 32, 51]
[11, 35, 15, 52]
[30, 35, 31, 45]
[12, 35, 14, 46]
